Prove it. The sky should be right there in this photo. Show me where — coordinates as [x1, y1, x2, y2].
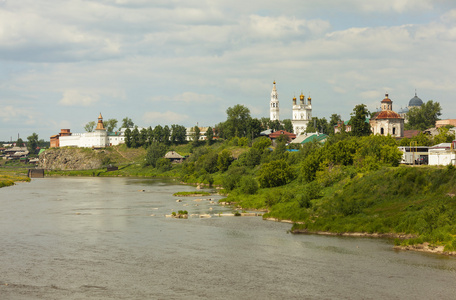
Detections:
[1, 0, 456, 141]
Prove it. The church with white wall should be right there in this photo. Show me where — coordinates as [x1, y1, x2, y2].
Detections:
[57, 114, 124, 148]
[269, 81, 312, 136]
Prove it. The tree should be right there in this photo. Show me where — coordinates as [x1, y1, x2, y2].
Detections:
[144, 143, 168, 168]
[16, 137, 25, 147]
[104, 119, 118, 132]
[192, 126, 200, 146]
[171, 124, 187, 145]
[147, 126, 154, 146]
[153, 125, 164, 143]
[350, 104, 371, 137]
[163, 125, 171, 146]
[124, 128, 132, 147]
[406, 100, 442, 130]
[225, 104, 251, 138]
[139, 128, 148, 147]
[27, 133, 39, 154]
[258, 160, 294, 188]
[205, 126, 214, 145]
[217, 150, 233, 172]
[131, 127, 140, 148]
[247, 118, 263, 140]
[282, 119, 293, 133]
[121, 117, 134, 129]
[306, 117, 330, 134]
[84, 121, 96, 132]
[270, 119, 283, 131]
[329, 114, 342, 135]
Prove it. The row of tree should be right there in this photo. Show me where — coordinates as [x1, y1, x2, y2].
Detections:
[81, 99, 442, 148]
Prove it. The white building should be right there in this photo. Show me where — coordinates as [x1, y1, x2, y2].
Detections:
[292, 93, 312, 136]
[268, 81, 313, 136]
[270, 81, 279, 121]
[369, 94, 404, 138]
[59, 113, 125, 148]
[428, 143, 456, 166]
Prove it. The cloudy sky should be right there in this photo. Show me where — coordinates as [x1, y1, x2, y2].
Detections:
[1, 0, 455, 141]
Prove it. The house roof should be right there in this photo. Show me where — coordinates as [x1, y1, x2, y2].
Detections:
[371, 110, 402, 120]
[403, 130, 421, 139]
[301, 133, 328, 144]
[268, 130, 296, 139]
[260, 129, 273, 136]
[164, 151, 184, 159]
[430, 143, 452, 149]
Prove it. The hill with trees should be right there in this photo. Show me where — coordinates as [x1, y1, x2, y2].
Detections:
[33, 103, 456, 253]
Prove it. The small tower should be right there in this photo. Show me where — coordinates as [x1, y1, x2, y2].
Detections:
[270, 81, 279, 121]
[95, 113, 106, 131]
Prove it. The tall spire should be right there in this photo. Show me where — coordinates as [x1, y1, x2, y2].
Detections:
[270, 81, 279, 121]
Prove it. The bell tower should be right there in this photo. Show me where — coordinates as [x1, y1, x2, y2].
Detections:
[270, 81, 279, 121]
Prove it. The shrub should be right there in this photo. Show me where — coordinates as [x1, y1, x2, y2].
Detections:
[238, 176, 259, 195]
[258, 160, 294, 188]
[156, 158, 172, 172]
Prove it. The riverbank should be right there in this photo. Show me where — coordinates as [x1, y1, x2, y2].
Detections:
[0, 168, 31, 188]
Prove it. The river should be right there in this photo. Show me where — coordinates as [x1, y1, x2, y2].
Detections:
[1, 177, 456, 299]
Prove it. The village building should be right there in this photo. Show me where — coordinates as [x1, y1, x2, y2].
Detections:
[164, 151, 185, 163]
[268, 130, 296, 145]
[290, 132, 328, 145]
[428, 142, 456, 166]
[370, 94, 404, 138]
[436, 119, 456, 128]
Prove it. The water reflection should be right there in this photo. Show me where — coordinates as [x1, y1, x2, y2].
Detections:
[1, 177, 456, 299]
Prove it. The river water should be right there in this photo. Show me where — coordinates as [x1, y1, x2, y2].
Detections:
[1, 177, 456, 299]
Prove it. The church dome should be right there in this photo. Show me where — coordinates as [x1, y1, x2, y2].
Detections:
[408, 93, 423, 107]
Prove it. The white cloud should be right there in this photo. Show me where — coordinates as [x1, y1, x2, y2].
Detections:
[59, 90, 99, 106]
[148, 92, 221, 104]
[142, 111, 189, 124]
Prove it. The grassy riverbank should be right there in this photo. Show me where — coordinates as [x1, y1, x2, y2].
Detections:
[230, 165, 456, 252]
[0, 167, 31, 188]
[36, 135, 456, 253]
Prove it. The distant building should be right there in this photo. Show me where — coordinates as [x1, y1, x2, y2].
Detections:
[428, 142, 456, 166]
[270, 81, 279, 121]
[292, 93, 312, 136]
[268, 81, 313, 136]
[436, 119, 456, 128]
[290, 132, 328, 145]
[370, 94, 404, 138]
[164, 151, 185, 163]
[398, 92, 424, 122]
[53, 114, 125, 148]
[267, 130, 296, 145]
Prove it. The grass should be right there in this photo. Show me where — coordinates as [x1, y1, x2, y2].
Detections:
[173, 191, 211, 196]
[0, 167, 31, 188]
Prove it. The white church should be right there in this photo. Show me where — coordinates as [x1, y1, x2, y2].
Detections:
[269, 81, 312, 136]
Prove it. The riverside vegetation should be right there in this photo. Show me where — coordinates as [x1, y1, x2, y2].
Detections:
[36, 130, 456, 252]
[28, 103, 456, 252]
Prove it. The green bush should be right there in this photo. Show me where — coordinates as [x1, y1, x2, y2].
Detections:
[258, 160, 294, 188]
[238, 176, 259, 195]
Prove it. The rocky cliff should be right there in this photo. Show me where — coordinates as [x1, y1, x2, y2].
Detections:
[39, 147, 106, 170]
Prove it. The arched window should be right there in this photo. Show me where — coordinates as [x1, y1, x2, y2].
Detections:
[380, 128, 384, 135]
[393, 127, 396, 135]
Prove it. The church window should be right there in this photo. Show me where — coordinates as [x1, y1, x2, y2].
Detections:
[393, 127, 396, 135]
[380, 128, 384, 135]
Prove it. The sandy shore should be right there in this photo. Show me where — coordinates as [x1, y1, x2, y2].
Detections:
[393, 243, 456, 256]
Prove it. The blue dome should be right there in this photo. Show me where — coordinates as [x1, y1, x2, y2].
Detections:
[408, 94, 423, 107]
